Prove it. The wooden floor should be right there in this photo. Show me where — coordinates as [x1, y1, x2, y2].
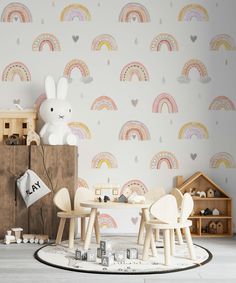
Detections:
[0, 236, 236, 283]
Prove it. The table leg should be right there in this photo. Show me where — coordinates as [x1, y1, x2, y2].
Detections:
[84, 208, 97, 250]
[68, 218, 75, 249]
[138, 211, 145, 244]
[142, 208, 157, 257]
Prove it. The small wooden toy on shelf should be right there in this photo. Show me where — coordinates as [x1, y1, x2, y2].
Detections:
[94, 183, 120, 202]
[196, 191, 206, 198]
[212, 208, 220, 216]
[206, 188, 215, 198]
[0, 109, 37, 145]
[208, 221, 217, 234]
[216, 221, 224, 234]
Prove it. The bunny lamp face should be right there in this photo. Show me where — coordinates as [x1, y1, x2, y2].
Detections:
[40, 99, 72, 123]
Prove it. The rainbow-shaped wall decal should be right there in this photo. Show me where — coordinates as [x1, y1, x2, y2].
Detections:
[178, 59, 211, 83]
[91, 34, 117, 51]
[98, 214, 118, 229]
[32, 33, 61, 51]
[178, 122, 209, 139]
[209, 96, 235, 111]
[150, 151, 179, 169]
[121, 180, 148, 196]
[1, 2, 32, 22]
[60, 4, 91, 21]
[2, 61, 31, 81]
[63, 59, 93, 83]
[178, 4, 209, 21]
[91, 152, 118, 169]
[210, 152, 236, 168]
[77, 177, 89, 189]
[91, 96, 118, 111]
[209, 34, 236, 51]
[119, 120, 150, 141]
[150, 33, 179, 52]
[120, 62, 149, 81]
[68, 122, 91, 139]
[119, 3, 150, 23]
[34, 94, 46, 112]
[152, 93, 178, 113]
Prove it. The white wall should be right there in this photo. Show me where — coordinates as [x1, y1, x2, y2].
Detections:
[0, 0, 236, 233]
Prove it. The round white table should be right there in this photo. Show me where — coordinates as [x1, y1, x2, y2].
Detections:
[80, 200, 157, 256]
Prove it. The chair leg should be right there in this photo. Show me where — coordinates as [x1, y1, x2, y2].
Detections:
[94, 214, 100, 244]
[68, 218, 75, 249]
[155, 229, 160, 242]
[184, 227, 196, 260]
[137, 212, 145, 244]
[164, 229, 170, 266]
[142, 225, 152, 261]
[55, 218, 66, 245]
[170, 229, 175, 255]
[81, 217, 86, 241]
[176, 228, 183, 245]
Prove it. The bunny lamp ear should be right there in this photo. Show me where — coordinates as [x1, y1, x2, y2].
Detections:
[57, 77, 68, 100]
[45, 76, 56, 99]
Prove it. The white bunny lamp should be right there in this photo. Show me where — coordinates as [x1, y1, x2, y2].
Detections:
[39, 76, 77, 145]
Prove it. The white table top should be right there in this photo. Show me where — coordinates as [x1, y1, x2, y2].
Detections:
[80, 200, 151, 209]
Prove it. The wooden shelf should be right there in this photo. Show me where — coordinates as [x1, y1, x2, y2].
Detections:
[177, 172, 233, 238]
[190, 216, 232, 219]
[193, 197, 231, 201]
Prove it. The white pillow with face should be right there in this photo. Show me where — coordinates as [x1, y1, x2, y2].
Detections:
[17, 169, 51, 208]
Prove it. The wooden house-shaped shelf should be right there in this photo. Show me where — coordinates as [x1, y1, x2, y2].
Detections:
[176, 172, 233, 237]
[0, 110, 37, 145]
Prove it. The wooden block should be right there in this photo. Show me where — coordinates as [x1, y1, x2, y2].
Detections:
[101, 255, 114, 266]
[127, 248, 138, 259]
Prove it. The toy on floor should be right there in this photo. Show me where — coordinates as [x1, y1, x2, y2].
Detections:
[23, 234, 49, 244]
[4, 228, 23, 244]
[75, 240, 139, 266]
[39, 75, 77, 145]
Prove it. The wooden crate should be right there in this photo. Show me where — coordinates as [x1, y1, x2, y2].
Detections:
[176, 172, 233, 237]
[0, 145, 78, 239]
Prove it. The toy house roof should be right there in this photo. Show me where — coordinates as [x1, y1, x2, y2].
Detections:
[178, 171, 230, 198]
[0, 109, 37, 119]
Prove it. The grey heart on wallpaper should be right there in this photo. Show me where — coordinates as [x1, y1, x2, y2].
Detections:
[170, 1, 173, 7]
[190, 153, 197, 160]
[216, 121, 219, 125]
[134, 156, 138, 163]
[13, 99, 20, 104]
[131, 99, 138, 107]
[131, 217, 138, 225]
[190, 35, 197, 42]
[72, 35, 79, 42]
[97, 120, 101, 125]
[98, 3, 101, 7]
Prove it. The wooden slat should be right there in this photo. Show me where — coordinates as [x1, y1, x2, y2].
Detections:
[28, 145, 78, 239]
[0, 147, 15, 238]
[14, 146, 29, 233]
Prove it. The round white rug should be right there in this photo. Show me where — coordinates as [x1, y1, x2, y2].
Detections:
[35, 236, 212, 274]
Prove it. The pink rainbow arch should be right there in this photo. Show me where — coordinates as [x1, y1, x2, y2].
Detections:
[152, 93, 178, 113]
[150, 33, 179, 51]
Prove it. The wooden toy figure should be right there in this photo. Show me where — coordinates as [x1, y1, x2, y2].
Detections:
[206, 188, 215, 198]
[100, 240, 112, 252]
[101, 255, 114, 266]
[118, 194, 128, 203]
[115, 250, 126, 262]
[127, 248, 138, 259]
[87, 250, 97, 262]
[208, 221, 217, 234]
[216, 221, 224, 234]
[212, 208, 220, 216]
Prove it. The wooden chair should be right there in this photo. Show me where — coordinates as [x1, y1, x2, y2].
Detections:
[54, 187, 100, 249]
[137, 187, 165, 244]
[171, 188, 184, 245]
[142, 193, 196, 265]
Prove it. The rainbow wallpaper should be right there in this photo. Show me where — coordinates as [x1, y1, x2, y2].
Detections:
[0, 0, 235, 233]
